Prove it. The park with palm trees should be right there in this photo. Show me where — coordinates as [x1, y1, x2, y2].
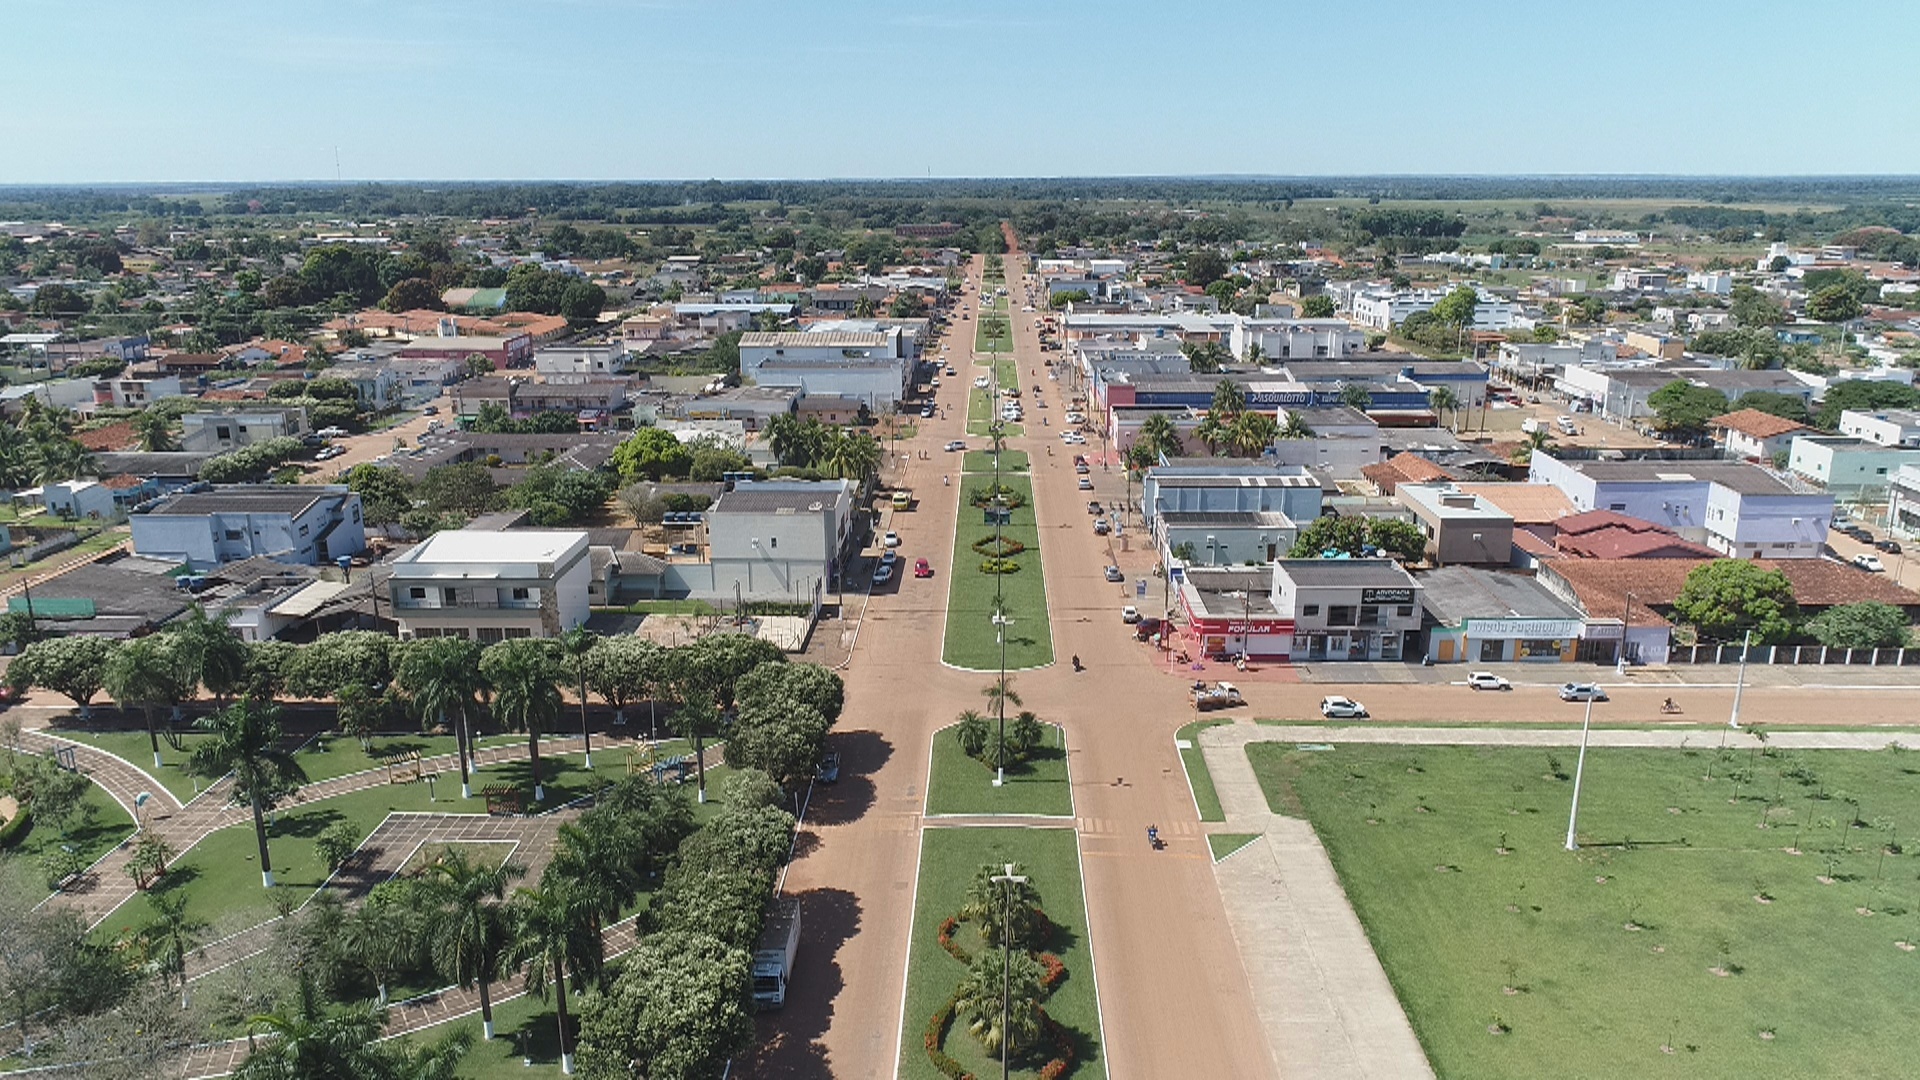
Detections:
[0, 610, 843, 1078]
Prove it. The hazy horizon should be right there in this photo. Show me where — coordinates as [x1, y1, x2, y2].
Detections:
[6, 0, 1916, 184]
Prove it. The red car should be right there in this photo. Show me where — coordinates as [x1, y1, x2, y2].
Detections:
[913, 558, 934, 578]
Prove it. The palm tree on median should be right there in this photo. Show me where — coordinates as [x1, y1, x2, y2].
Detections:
[482, 639, 564, 803]
[395, 636, 488, 799]
[187, 696, 307, 888]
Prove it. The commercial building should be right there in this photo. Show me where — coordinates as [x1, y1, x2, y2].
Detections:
[1395, 483, 1516, 566]
[388, 529, 591, 640]
[1159, 511, 1297, 567]
[1348, 287, 1516, 331]
[1888, 464, 1920, 538]
[1272, 559, 1423, 662]
[697, 480, 856, 605]
[1420, 566, 1589, 664]
[1527, 453, 1832, 559]
[129, 485, 366, 570]
[1226, 317, 1369, 360]
[1786, 436, 1920, 497]
[532, 345, 629, 378]
[736, 330, 910, 410]
[1141, 463, 1325, 533]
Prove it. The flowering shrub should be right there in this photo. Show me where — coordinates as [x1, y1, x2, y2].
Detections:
[1037, 952, 1066, 989]
[924, 991, 975, 1080]
[939, 916, 971, 963]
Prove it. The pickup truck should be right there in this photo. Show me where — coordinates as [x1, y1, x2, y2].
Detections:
[753, 898, 802, 1010]
[1189, 681, 1245, 712]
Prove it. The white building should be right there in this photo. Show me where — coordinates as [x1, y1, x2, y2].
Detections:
[700, 480, 856, 604]
[736, 330, 910, 410]
[1227, 317, 1368, 361]
[181, 409, 311, 453]
[1686, 270, 1735, 295]
[1349, 288, 1515, 331]
[389, 529, 591, 640]
[21, 480, 117, 521]
[532, 344, 628, 378]
[1838, 408, 1920, 449]
[129, 485, 366, 570]
[1527, 453, 1832, 559]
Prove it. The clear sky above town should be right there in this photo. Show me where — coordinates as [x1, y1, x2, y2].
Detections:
[5, 0, 1917, 183]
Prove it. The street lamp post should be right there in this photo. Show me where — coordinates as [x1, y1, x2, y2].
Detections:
[991, 612, 1011, 787]
[1563, 688, 1599, 851]
[989, 863, 1029, 1080]
[1728, 628, 1754, 731]
[1615, 590, 1636, 676]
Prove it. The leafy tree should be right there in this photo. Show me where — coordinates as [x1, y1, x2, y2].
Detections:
[1299, 295, 1336, 318]
[1806, 283, 1863, 323]
[1647, 380, 1730, 439]
[723, 698, 828, 790]
[188, 698, 307, 888]
[1732, 390, 1811, 425]
[379, 277, 443, 313]
[955, 948, 1046, 1057]
[6, 635, 115, 717]
[415, 461, 500, 516]
[480, 639, 564, 802]
[1183, 250, 1227, 287]
[425, 846, 527, 1041]
[584, 635, 666, 730]
[1814, 379, 1920, 430]
[283, 630, 393, 700]
[1731, 285, 1788, 328]
[343, 463, 416, 526]
[612, 428, 694, 482]
[1672, 560, 1799, 644]
[734, 661, 844, 726]
[504, 464, 613, 526]
[573, 930, 754, 1080]
[1429, 285, 1479, 328]
[1288, 515, 1423, 562]
[1804, 602, 1912, 649]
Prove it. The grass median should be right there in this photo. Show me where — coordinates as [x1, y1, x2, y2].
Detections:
[1250, 741, 1920, 1079]
[897, 826, 1105, 1080]
[942, 472, 1053, 671]
[1175, 719, 1231, 822]
[963, 449, 1028, 474]
[926, 722, 1072, 817]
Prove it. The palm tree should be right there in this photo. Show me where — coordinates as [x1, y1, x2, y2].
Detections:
[981, 678, 1022, 715]
[31, 438, 93, 484]
[1428, 386, 1462, 431]
[959, 862, 1044, 948]
[133, 410, 178, 452]
[395, 636, 488, 799]
[172, 603, 249, 709]
[1229, 411, 1279, 458]
[425, 847, 527, 1041]
[764, 413, 805, 467]
[137, 890, 208, 1003]
[339, 900, 413, 1006]
[1194, 410, 1232, 456]
[1137, 414, 1182, 461]
[955, 948, 1046, 1057]
[105, 635, 192, 768]
[1209, 378, 1247, 418]
[559, 628, 600, 769]
[546, 814, 645, 964]
[188, 697, 307, 888]
[1339, 383, 1373, 412]
[235, 1000, 472, 1080]
[505, 880, 597, 1075]
[955, 710, 990, 758]
[1278, 411, 1315, 440]
[481, 639, 563, 803]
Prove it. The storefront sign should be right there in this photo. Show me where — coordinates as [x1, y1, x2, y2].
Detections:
[1466, 618, 1584, 640]
[1361, 587, 1415, 605]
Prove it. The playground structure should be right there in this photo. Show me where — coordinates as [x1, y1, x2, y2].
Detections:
[625, 741, 700, 785]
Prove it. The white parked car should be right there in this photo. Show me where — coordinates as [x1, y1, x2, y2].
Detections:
[1121, 605, 1140, 623]
[1466, 671, 1511, 691]
[315, 426, 348, 439]
[883, 531, 901, 548]
[1319, 695, 1369, 719]
[1854, 553, 1886, 573]
[974, 376, 991, 389]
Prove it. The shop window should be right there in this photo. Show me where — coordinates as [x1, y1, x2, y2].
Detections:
[511, 587, 530, 600]
[1518, 638, 1563, 659]
[1479, 639, 1505, 662]
[1397, 606, 1414, 618]
[409, 587, 426, 600]
[1360, 604, 1380, 625]
[1327, 605, 1356, 627]
[1301, 604, 1319, 617]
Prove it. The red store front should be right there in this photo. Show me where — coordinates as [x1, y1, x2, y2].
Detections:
[1178, 605, 1295, 662]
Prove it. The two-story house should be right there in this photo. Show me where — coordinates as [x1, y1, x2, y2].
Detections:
[129, 485, 366, 570]
[388, 529, 591, 641]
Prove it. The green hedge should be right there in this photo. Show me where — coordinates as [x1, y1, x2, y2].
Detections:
[0, 805, 33, 850]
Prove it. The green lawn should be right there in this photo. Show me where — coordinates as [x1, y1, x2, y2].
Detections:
[897, 827, 1105, 1080]
[965, 358, 1020, 437]
[1207, 833, 1259, 861]
[941, 473, 1053, 671]
[1, 769, 136, 873]
[598, 599, 718, 616]
[53, 728, 215, 803]
[962, 449, 1027, 474]
[1250, 742, 1920, 1080]
[925, 723, 1072, 817]
[393, 991, 570, 1078]
[1175, 719, 1231, 822]
[289, 733, 464, 784]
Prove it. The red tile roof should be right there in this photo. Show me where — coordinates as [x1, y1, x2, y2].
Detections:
[1551, 510, 1719, 560]
[74, 421, 137, 452]
[1709, 408, 1812, 441]
[1547, 558, 1920, 627]
[1362, 452, 1453, 494]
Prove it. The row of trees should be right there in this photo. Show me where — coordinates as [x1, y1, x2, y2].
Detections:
[1194, 380, 1283, 458]
[1672, 560, 1914, 649]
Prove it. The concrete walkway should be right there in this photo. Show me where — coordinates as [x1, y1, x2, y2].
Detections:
[1199, 722, 1434, 1080]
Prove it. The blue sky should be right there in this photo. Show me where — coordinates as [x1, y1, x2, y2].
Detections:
[4, 0, 1916, 182]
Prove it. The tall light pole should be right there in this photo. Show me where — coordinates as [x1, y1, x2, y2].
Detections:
[991, 612, 1011, 787]
[1563, 689, 1599, 851]
[1728, 628, 1754, 730]
[1615, 590, 1636, 676]
[989, 863, 1029, 1080]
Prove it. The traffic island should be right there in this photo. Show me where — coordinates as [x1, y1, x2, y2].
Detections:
[1249, 741, 1920, 1079]
[926, 720, 1072, 818]
[898, 826, 1105, 1080]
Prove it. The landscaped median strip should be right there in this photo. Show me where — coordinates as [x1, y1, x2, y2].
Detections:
[941, 465, 1053, 671]
[1206, 833, 1259, 862]
[925, 720, 1074, 818]
[1176, 718, 1230, 822]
